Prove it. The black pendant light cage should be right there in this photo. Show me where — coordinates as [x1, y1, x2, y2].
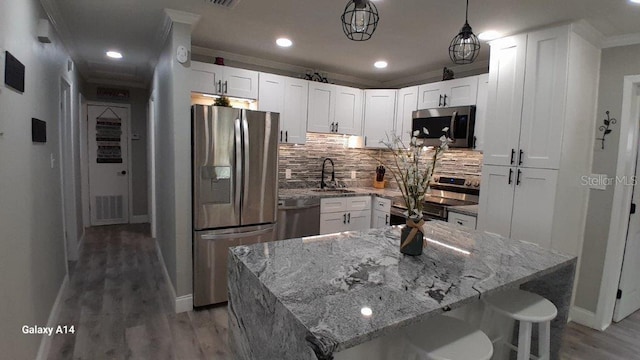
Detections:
[449, 0, 480, 64]
[341, 0, 379, 41]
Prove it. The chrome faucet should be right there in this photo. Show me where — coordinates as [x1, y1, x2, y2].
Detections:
[320, 158, 335, 189]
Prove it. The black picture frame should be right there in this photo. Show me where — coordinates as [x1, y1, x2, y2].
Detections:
[5, 51, 25, 93]
[32, 118, 47, 143]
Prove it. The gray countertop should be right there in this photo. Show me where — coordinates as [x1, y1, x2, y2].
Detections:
[229, 221, 576, 358]
[447, 204, 479, 217]
[278, 187, 402, 201]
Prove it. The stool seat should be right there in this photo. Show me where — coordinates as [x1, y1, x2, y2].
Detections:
[403, 315, 493, 360]
[483, 289, 557, 322]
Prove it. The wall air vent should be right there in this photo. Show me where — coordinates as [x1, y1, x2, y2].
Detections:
[205, 0, 240, 9]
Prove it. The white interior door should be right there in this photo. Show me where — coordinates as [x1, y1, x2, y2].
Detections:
[614, 151, 640, 322]
[88, 104, 129, 226]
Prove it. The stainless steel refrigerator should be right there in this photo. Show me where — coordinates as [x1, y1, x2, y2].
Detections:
[192, 105, 279, 306]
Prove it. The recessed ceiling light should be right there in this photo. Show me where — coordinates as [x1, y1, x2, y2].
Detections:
[478, 31, 502, 41]
[374, 60, 388, 69]
[276, 38, 293, 47]
[630, 0, 640, 4]
[106, 51, 123, 59]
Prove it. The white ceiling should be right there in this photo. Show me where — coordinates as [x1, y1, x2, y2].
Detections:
[43, 0, 640, 88]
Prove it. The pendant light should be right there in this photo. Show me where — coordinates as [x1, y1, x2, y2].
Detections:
[448, 0, 480, 64]
[341, 0, 379, 41]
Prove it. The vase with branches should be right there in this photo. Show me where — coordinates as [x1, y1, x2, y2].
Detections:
[379, 128, 451, 255]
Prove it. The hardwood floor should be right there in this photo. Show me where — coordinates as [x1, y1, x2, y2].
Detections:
[47, 224, 640, 359]
[47, 224, 230, 360]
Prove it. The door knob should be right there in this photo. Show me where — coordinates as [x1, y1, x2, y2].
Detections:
[120, 170, 127, 175]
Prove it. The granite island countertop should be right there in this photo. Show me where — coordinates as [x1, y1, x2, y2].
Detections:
[447, 204, 479, 217]
[228, 221, 577, 360]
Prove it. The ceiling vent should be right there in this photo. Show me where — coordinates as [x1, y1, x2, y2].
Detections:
[205, 0, 240, 9]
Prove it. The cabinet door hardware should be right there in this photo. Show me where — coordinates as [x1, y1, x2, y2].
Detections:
[217, 80, 222, 93]
[285, 131, 288, 142]
[280, 131, 283, 142]
[508, 168, 513, 184]
[330, 122, 335, 132]
[516, 169, 522, 185]
[336, 122, 339, 133]
[439, 94, 443, 107]
[443, 94, 448, 107]
[510, 149, 516, 165]
[343, 213, 347, 224]
[457, 220, 464, 226]
[347, 212, 351, 224]
[518, 149, 524, 165]
[631, 203, 636, 215]
[364, 136, 367, 146]
[385, 214, 389, 225]
[224, 81, 228, 94]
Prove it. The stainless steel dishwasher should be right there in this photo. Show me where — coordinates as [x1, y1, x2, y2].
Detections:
[276, 198, 321, 240]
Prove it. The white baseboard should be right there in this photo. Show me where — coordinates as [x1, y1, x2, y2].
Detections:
[175, 294, 194, 313]
[130, 215, 149, 224]
[153, 239, 192, 313]
[36, 274, 69, 360]
[569, 305, 599, 329]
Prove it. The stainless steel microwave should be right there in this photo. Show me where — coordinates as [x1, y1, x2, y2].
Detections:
[412, 106, 476, 148]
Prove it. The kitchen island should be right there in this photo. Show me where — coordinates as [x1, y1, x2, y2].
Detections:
[228, 221, 576, 360]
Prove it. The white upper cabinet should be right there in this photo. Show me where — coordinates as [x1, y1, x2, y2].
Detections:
[258, 73, 308, 144]
[335, 85, 363, 135]
[518, 27, 568, 169]
[307, 82, 336, 133]
[483, 27, 569, 170]
[307, 83, 363, 135]
[191, 61, 221, 95]
[396, 86, 419, 145]
[190, 61, 258, 99]
[417, 76, 479, 109]
[282, 78, 309, 144]
[363, 90, 397, 148]
[473, 73, 489, 151]
[483, 34, 527, 167]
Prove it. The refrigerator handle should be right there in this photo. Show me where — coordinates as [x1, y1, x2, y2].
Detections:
[234, 118, 243, 219]
[200, 226, 275, 240]
[242, 117, 250, 208]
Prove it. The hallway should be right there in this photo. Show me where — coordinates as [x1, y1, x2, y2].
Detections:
[46, 224, 640, 359]
[47, 225, 229, 359]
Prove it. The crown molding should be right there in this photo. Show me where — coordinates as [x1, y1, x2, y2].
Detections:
[571, 20, 605, 49]
[164, 9, 201, 27]
[39, 0, 79, 63]
[602, 32, 640, 49]
[191, 46, 381, 88]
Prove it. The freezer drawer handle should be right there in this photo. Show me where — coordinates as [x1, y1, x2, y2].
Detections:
[201, 226, 274, 241]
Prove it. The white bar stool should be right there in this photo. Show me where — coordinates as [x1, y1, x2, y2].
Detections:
[482, 289, 557, 360]
[401, 315, 493, 360]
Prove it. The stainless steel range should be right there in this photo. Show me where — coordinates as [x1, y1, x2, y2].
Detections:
[389, 176, 479, 224]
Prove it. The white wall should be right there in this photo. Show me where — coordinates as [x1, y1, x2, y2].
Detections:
[0, 0, 81, 357]
[151, 20, 193, 303]
[574, 44, 640, 313]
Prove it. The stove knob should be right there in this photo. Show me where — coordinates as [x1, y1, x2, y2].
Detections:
[465, 180, 472, 186]
[433, 176, 440, 183]
[473, 180, 480, 187]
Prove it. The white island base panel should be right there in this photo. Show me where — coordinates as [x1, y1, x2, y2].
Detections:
[228, 222, 576, 360]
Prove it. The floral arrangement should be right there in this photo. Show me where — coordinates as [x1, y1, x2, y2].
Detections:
[381, 128, 452, 220]
[213, 96, 231, 107]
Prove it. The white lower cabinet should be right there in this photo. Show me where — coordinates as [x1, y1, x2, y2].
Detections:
[447, 212, 477, 229]
[371, 197, 391, 228]
[478, 165, 558, 248]
[320, 196, 371, 234]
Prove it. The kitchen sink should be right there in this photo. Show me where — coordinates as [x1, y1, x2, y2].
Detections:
[311, 188, 355, 193]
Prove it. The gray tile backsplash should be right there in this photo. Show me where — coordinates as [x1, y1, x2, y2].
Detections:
[278, 133, 483, 189]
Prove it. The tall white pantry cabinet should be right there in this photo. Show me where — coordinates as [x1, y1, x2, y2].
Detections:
[478, 24, 601, 257]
